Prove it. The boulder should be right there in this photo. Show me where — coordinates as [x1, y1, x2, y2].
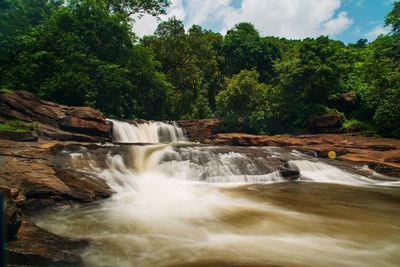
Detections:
[7, 219, 86, 267]
[0, 186, 22, 241]
[308, 113, 344, 133]
[0, 152, 111, 212]
[279, 168, 300, 180]
[0, 90, 112, 141]
[177, 119, 219, 142]
[59, 107, 112, 137]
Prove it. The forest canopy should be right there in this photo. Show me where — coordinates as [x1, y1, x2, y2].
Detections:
[1, 0, 399, 137]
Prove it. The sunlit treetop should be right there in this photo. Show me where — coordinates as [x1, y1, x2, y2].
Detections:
[385, 1, 400, 35]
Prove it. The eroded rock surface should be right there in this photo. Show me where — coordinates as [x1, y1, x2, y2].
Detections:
[0, 139, 112, 266]
[0, 90, 112, 141]
[8, 219, 86, 267]
[177, 119, 219, 143]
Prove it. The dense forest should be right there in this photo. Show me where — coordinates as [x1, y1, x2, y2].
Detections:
[1, 0, 399, 137]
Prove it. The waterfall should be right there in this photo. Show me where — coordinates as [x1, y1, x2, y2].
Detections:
[36, 121, 400, 267]
[109, 119, 186, 143]
[288, 160, 378, 185]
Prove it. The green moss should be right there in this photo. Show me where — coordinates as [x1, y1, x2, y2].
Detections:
[0, 120, 40, 133]
[0, 124, 29, 133]
[0, 88, 13, 94]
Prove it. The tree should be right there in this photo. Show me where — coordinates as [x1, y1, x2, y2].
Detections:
[222, 22, 281, 82]
[361, 34, 400, 137]
[1, 0, 172, 119]
[385, 1, 400, 35]
[142, 19, 219, 119]
[272, 37, 349, 131]
[104, 0, 169, 17]
[216, 70, 270, 133]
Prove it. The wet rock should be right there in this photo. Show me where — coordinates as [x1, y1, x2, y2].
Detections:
[0, 147, 111, 212]
[308, 113, 344, 133]
[368, 163, 400, 178]
[0, 131, 38, 142]
[211, 133, 400, 178]
[177, 119, 219, 142]
[54, 169, 111, 202]
[279, 168, 300, 180]
[7, 219, 86, 267]
[0, 186, 22, 241]
[0, 90, 111, 141]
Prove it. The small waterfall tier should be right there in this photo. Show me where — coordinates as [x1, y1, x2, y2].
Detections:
[109, 119, 186, 143]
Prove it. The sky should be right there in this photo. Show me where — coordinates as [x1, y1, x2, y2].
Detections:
[132, 0, 396, 43]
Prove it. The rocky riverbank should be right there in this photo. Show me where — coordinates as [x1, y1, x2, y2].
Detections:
[1, 90, 400, 266]
[209, 133, 400, 177]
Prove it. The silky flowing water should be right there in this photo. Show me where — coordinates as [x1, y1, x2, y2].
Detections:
[34, 120, 400, 267]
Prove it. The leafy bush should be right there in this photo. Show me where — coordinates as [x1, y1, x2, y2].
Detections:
[373, 88, 400, 137]
[343, 119, 373, 133]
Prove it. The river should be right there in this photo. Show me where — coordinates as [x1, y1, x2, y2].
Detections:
[34, 120, 400, 267]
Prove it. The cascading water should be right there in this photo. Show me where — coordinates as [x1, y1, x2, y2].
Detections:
[109, 119, 186, 143]
[34, 121, 400, 267]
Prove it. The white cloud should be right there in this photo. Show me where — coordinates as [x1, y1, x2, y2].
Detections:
[320, 11, 354, 36]
[132, 0, 354, 39]
[366, 25, 391, 40]
[220, 0, 353, 38]
[132, 0, 186, 37]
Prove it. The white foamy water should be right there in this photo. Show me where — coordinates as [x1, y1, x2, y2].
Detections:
[35, 122, 400, 267]
[109, 119, 186, 143]
[288, 160, 378, 185]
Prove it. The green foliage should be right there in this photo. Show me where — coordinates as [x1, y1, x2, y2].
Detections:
[222, 23, 281, 82]
[216, 70, 270, 133]
[271, 37, 349, 131]
[343, 119, 373, 133]
[373, 88, 400, 137]
[1, 0, 172, 119]
[142, 18, 221, 118]
[0, 88, 13, 94]
[385, 1, 400, 35]
[0, 0, 399, 138]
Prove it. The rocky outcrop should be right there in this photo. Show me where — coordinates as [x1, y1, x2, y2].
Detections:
[211, 133, 400, 177]
[0, 143, 111, 211]
[177, 119, 219, 143]
[0, 186, 22, 241]
[308, 113, 344, 133]
[0, 139, 112, 266]
[0, 90, 112, 141]
[8, 219, 86, 266]
[0, 130, 38, 142]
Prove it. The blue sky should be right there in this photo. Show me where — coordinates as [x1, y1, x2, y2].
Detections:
[133, 0, 395, 43]
[337, 0, 394, 42]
